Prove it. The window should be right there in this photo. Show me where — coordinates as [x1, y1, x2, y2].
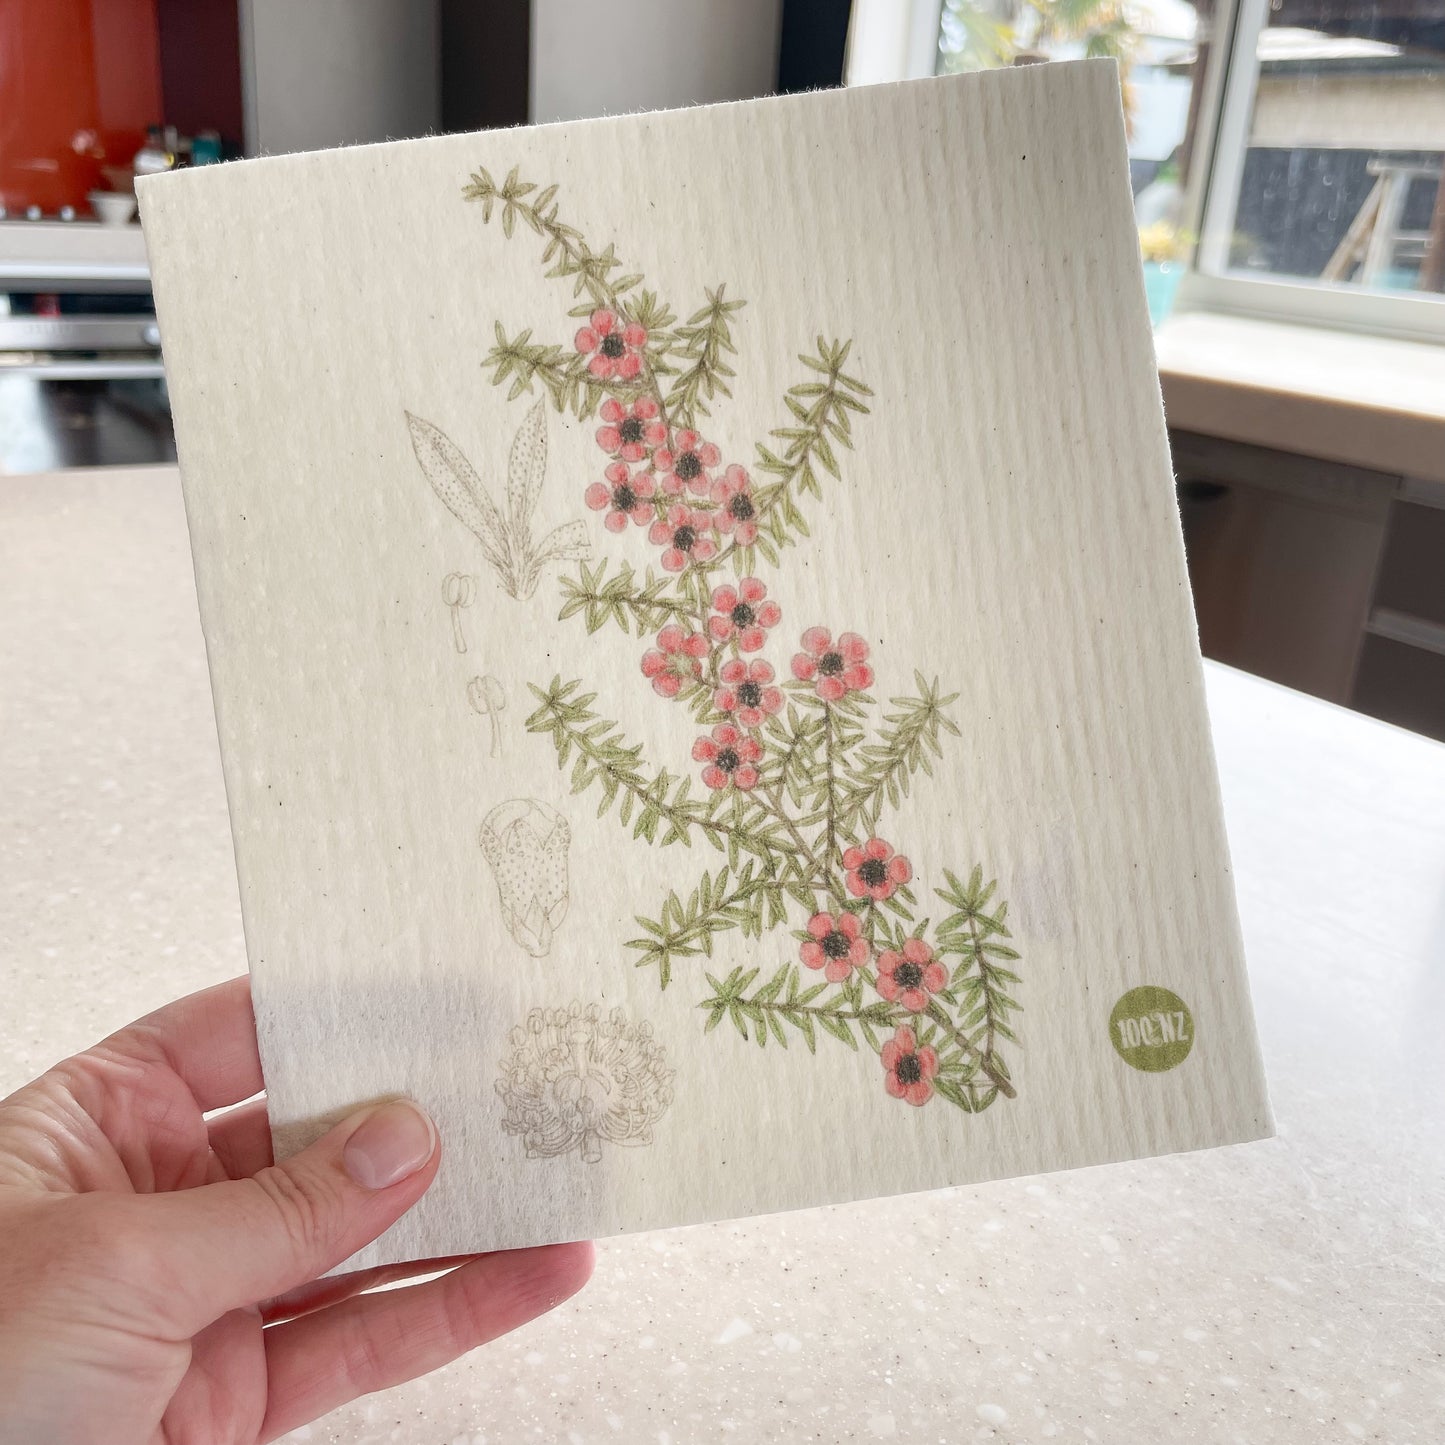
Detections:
[1195, 0, 1445, 335]
[850, 0, 1445, 339]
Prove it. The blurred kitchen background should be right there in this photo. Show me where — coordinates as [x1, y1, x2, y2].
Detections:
[2, 0, 1442, 741]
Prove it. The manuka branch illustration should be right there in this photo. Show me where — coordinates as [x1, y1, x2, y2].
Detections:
[454, 168, 1023, 1114]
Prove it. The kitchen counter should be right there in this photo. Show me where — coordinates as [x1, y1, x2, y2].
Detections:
[1156, 312, 1445, 485]
[3, 466, 1443, 1444]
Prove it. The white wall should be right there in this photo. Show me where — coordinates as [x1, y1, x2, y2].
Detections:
[531, 0, 782, 125]
[241, 0, 440, 156]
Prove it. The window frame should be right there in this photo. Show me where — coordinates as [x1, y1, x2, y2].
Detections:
[852, 0, 1445, 344]
[1184, 0, 1445, 343]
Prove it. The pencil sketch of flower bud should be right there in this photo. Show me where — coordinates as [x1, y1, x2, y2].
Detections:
[442, 572, 476, 652]
[467, 674, 506, 757]
[496, 1002, 674, 1163]
[479, 798, 570, 957]
[407, 399, 590, 601]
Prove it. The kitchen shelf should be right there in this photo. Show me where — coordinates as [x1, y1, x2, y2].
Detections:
[0, 221, 150, 291]
[0, 359, 165, 380]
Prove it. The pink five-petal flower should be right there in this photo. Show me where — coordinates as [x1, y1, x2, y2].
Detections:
[654, 428, 722, 498]
[789, 627, 874, 702]
[584, 461, 655, 533]
[648, 504, 718, 573]
[878, 1028, 936, 1103]
[799, 910, 869, 984]
[711, 464, 759, 545]
[876, 937, 948, 1013]
[707, 576, 782, 652]
[639, 622, 709, 699]
[843, 836, 912, 902]
[691, 722, 763, 792]
[574, 308, 648, 382]
[713, 658, 784, 729]
[596, 396, 666, 463]
[880, 1025, 939, 1106]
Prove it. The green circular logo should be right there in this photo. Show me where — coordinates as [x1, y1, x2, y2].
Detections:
[1109, 986, 1194, 1072]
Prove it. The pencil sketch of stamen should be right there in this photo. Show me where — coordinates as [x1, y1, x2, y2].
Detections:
[479, 798, 570, 957]
[443, 572, 476, 651]
[497, 1002, 674, 1162]
[407, 398, 591, 601]
[468, 674, 506, 757]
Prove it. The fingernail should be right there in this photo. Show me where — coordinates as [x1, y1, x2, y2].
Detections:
[343, 1100, 437, 1189]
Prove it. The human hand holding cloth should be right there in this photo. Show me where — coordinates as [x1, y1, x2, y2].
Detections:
[0, 977, 592, 1444]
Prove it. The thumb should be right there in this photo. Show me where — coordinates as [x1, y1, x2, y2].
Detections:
[141, 1099, 440, 1331]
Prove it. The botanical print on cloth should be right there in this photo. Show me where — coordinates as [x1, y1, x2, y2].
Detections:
[432, 167, 1026, 1117]
[138, 66, 1277, 1267]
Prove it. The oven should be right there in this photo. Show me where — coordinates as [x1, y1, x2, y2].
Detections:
[0, 220, 174, 473]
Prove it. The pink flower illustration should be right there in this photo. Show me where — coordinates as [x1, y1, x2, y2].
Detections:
[574, 308, 647, 381]
[790, 628, 874, 702]
[711, 464, 759, 545]
[881, 1025, 938, 1106]
[640, 623, 709, 699]
[714, 658, 784, 729]
[585, 461, 655, 532]
[596, 397, 666, 462]
[876, 938, 947, 1012]
[800, 910, 869, 983]
[708, 576, 782, 651]
[844, 837, 912, 902]
[692, 723, 762, 792]
[654, 429, 721, 497]
[649, 504, 718, 572]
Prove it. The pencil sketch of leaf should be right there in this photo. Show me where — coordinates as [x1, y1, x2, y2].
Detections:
[534, 521, 591, 565]
[507, 398, 547, 549]
[407, 402, 590, 600]
[406, 411, 507, 571]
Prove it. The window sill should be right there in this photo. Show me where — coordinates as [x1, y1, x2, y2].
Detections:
[1155, 311, 1445, 484]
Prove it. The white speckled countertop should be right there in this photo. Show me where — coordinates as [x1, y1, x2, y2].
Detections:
[3, 466, 1444, 1444]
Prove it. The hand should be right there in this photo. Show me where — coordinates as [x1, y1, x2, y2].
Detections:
[0, 978, 593, 1444]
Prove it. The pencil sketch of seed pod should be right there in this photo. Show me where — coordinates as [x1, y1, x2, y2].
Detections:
[479, 798, 570, 957]
[496, 1002, 674, 1163]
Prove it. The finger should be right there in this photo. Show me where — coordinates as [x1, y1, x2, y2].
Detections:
[130, 1098, 441, 1331]
[207, 1097, 273, 1178]
[110, 976, 263, 1111]
[259, 1242, 595, 1441]
[262, 1254, 479, 1324]
[161, 1308, 260, 1441]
